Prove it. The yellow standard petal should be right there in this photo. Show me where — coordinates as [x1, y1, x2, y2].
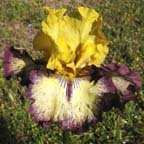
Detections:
[42, 8, 66, 41]
[78, 7, 99, 41]
[33, 7, 109, 77]
[33, 30, 52, 59]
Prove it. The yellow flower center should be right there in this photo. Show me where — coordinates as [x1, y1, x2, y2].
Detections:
[33, 7, 109, 78]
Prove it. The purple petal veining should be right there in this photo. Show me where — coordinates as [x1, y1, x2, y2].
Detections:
[3, 47, 26, 77]
[25, 71, 105, 131]
[102, 63, 141, 88]
[100, 63, 141, 107]
[24, 64, 141, 131]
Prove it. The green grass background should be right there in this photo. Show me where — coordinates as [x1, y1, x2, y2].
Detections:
[0, 0, 144, 144]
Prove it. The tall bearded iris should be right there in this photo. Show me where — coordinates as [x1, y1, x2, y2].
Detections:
[3, 7, 141, 131]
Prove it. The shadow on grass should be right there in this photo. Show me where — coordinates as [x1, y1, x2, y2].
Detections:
[0, 115, 17, 144]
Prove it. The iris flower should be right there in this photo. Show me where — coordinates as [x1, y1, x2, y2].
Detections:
[3, 7, 141, 131]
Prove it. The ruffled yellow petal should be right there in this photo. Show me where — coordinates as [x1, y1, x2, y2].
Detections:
[47, 54, 76, 78]
[42, 8, 66, 41]
[53, 16, 80, 64]
[33, 7, 109, 77]
[44, 13, 81, 77]
[57, 16, 80, 51]
[78, 7, 99, 41]
[33, 30, 52, 59]
[43, 7, 66, 17]
[89, 44, 109, 66]
[75, 36, 96, 68]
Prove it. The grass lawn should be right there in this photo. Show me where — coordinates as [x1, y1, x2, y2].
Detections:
[0, 0, 144, 144]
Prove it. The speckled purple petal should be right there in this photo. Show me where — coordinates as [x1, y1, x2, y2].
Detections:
[60, 117, 98, 131]
[25, 70, 48, 99]
[102, 63, 142, 88]
[102, 63, 129, 75]
[126, 71, 141, 89]
[61, 119, 82, 131]
[3, 47, 27, 77]
[29, 70, 48, 82]
[95, 63, 142, 109]
[100, 75, 116, 94]
[24, 63, 141, 131]
[25, 71, 109, 131]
